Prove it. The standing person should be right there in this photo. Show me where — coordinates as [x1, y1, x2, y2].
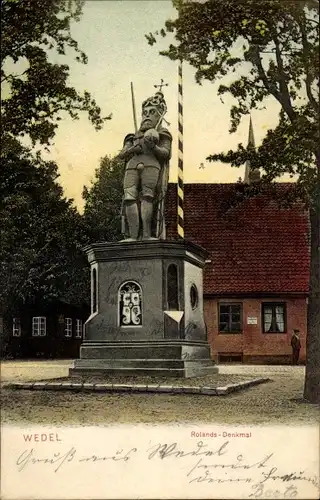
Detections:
[291, 329, 301, 365]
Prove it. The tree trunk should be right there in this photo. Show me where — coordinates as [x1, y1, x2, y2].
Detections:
[303, 154, 320, 404]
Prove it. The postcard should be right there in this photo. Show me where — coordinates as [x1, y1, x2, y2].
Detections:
[1, 0, 319, 499]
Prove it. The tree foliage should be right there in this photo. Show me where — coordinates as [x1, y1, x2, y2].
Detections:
[1, 0, 111, 147]
[147, 0, 319, 195]
[83, 155, 125, 243]
[148, 0, 320, 403]
[0, 141, 90, 320]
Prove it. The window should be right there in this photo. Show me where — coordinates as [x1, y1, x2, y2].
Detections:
[13, 317, 21, 337]
[219, 303, 242, 333]
[75, 319, 82, 338]
[167, 264, 178, 310]
[262, 303, 286, 333]
[32, 317, 46, 337]
[64, 318, 72, 337]
[218, 353, 243, 363]
[58, 314, 64, 324]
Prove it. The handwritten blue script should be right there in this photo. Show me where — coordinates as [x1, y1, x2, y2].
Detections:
[14, 439, 319, 498]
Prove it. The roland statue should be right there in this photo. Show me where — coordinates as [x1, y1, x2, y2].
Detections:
[118, 91, 172, 241]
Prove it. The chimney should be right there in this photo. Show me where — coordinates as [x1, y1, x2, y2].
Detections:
[244, 116, 260, 183]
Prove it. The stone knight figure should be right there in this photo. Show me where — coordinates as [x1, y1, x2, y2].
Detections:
[118, 91, 172, 240]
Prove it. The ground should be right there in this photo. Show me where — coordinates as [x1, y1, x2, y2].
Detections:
[1, 361, 318, 426]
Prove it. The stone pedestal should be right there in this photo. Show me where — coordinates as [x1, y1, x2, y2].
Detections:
[70, 240, 217, 378]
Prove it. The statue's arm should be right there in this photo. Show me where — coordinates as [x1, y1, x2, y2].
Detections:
[118, 134, 142, 160]
[153, 136, 172, 162]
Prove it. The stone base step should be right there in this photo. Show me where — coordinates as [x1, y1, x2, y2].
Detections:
[70, 359, 218, 378]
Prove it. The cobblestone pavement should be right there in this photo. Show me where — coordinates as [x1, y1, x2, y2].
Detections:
[1, 360, 317, 426]
[0, 359, 305, 382]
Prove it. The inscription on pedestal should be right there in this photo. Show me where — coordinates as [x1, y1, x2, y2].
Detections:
[118, 281, 142, 327]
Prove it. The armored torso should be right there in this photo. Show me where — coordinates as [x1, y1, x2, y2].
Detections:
[124, 128, 172, 171]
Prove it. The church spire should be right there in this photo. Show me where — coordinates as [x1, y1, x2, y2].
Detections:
[244, 115, 256, 184]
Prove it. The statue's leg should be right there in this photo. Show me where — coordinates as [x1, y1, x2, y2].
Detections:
[141, 166, 160, 239]
[123, 169, 139, 240]
[140, 198, 153, 239]
[125, 201, 139, 239]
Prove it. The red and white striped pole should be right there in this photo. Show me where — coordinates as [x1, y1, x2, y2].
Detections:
[177, 59, 184, 239]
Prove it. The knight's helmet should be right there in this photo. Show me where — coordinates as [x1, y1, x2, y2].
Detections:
[142, 91, 167, 126]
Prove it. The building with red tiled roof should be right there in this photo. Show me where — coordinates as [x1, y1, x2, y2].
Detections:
[165, 182, 310, 364]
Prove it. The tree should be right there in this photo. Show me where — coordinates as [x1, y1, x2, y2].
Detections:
[1, 0, 111, 147]
[0, 0, 110, 356]
[0, 142, 90, 353]
[83, 155, 125, 243]
[148, 0, 320, 402]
